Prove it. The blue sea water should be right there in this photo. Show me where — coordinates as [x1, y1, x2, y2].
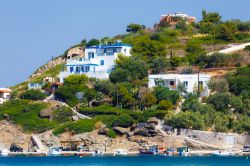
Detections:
[0, 156, 249, 166]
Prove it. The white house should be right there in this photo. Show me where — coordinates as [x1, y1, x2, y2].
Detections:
[28, 82, 45, 90]
[148, 73, 211, 96]
[59, 41, 132, 83]
[0, 88, 11, 104]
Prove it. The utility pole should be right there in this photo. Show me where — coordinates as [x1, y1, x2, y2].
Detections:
[213, 23, 216, 51]
[116, 84, 119, 116]
[116, 85, 118, 108]
[197, 71, 200, 96]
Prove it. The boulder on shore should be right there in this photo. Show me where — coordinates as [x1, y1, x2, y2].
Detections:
[113, 127, 129, 135]
[145, 123, 156, 130]
[134, 128, 149, 137]
[98, 128, 109, 135]
[147, 117, 159, 125]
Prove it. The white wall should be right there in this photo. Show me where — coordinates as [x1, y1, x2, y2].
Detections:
[148, 74, 210, 94]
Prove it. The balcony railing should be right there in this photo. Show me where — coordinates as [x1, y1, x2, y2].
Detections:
[69, 70, 107, 74]
[97, 52, 116, 56]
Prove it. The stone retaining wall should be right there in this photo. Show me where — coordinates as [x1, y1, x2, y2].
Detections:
[175, 129, 248, 148]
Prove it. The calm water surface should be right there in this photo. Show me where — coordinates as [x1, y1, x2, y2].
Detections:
[0, 156, 249, 166]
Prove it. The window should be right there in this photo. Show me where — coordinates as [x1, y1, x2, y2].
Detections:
[100, 60, 104, 65]
[85, 66, 90, 72]
[92, 52, 94, 58]
[113, 49, 117, 53]
[199, 81, 203, 85]
[170, 81, 175, 86]
[70, 67, 74, 73]
[183, 81, 188, 86]
[88, 52, 91, 59]
[81, 66, 85, 72]
[76, 67, 80, 72]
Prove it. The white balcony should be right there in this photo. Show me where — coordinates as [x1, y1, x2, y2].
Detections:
[66, 58, 99, 66]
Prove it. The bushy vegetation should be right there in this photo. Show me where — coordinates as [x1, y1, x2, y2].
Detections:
[0, 99, 74, 133]
[31, 63, 65, 83]
[195, 53, 242, 68]
[53, 119, 96, 135]
[166, 66, 250, 133]
[20, 89, 47, 100]
[0, 100, 55, 132]
[107, 129, 117, 138]
[113, 114, 135, 128]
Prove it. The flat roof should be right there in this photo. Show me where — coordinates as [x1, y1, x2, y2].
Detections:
[148, 73, 210, 79]
[86, 43, 131, 49]
[0, 88, 11, 93]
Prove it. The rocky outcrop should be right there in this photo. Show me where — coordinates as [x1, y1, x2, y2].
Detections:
[66, 47, 85, 59]
[98, 128, 109, 135]
[130, 118, 160, 137]
[90, 98, 112, 107]
[39, 104, 61, 121]
[95, 121, 106, 130]
[39, 109, 54, 121]
[0, 120, 31, 151]
[113, 127, 129, 135]
[147, 117, 159, 125]
[29, 57, 65, 79]
[38, 131, 61, 149]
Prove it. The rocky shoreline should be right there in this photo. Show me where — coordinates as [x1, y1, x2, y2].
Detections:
[0, 120, 249, 154]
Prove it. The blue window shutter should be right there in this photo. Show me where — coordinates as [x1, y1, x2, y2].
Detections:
[70, 67, 74, 72]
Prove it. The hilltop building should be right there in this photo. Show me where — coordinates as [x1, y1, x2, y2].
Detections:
[59, 41, 132, 83]
[155, 13, 196, 28]
[148, 73, 210, 96]
[0, 88, 11, 104]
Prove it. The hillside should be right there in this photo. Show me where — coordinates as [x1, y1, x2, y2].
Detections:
[0, 10, 250, 152]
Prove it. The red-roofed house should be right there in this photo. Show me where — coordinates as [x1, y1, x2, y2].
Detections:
[0, 88, 11, 104]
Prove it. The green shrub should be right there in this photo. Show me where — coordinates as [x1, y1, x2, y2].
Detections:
[20, 89, 47, 100]
[54, 75, 92, 107]
[143, 110, 166, 120]
[79, 105, 124, 116]
[53, 119, 96, 135]
[226, 65, 250, 95]
[113, 114, 135, 128]
[93, 115, 117, 128]
[128, 112, 146, 122]
[158, 100, 173, 110]
[244, 45, 250, 52]
[53, 106, 73, 123]
[196, 53, 241, 68]
[154, 86, 180, 104]
[107, 129, 117, 138]
[168, 111, 205, 130]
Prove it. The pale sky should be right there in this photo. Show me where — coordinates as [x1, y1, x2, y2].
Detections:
[0, 0, 249, 87]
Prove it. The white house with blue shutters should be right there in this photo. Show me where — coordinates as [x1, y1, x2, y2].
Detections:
[59, 41, 132, 83]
